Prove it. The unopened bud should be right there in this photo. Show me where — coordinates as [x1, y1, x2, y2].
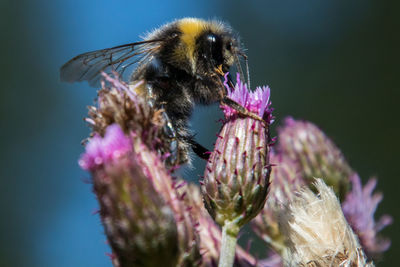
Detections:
[277, 117, 353, 199]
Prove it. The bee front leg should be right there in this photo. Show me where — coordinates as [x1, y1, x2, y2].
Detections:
[214, 66, 267, 125]
[220, 97, 267, 124]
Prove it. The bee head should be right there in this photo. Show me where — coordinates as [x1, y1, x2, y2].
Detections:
[173, 18, 242, 76]
[195, 23, 240, 75]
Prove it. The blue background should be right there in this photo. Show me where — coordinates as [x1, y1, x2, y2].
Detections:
[0, 0, 398, 266]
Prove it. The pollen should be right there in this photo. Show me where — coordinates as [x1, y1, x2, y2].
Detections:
[131, 81, 146, 95]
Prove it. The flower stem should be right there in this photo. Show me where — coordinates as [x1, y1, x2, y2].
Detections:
[218, 222, 238, 267]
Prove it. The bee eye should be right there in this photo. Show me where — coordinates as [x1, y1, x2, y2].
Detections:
[204, 33, 223, 65]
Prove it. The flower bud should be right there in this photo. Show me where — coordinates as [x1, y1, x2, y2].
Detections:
[201, 74, 272, 234]
[80, 124, 179, 266]
[277, 117, 353, 199]
[132, 138, 201, 266]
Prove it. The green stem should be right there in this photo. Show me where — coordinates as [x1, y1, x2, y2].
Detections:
[218, 223, 238, 267]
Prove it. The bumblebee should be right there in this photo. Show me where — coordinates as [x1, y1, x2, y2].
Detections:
[61, 18, 249, 164]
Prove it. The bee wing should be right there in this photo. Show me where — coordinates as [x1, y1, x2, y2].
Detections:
[60, 39, 163, 87]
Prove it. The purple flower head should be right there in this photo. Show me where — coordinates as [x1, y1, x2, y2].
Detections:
[79, 124, 132, 171]
[222, 73, 273, 122]
[342, 174, 393, 257]
[277, 117, 353, 198]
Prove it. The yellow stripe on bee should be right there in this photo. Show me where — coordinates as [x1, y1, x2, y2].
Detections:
[179, 18, 206, 44]
[178, 18, 207, 70]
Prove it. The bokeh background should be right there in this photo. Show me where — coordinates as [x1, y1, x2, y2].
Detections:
[1, 0, 398, 266]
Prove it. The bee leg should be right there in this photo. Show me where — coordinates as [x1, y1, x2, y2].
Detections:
[158, 104, 183, 164]
[186, 138, 210, 160]
[145, 83, 183, 164]
[214, 66, 267, 124]
[145, 83, 157, 108]
[221, 96, 267, 124]
[160, 109, 177, 139]
[145, 83, 176, 139]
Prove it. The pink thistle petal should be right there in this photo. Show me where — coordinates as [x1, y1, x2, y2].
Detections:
[342, 174, 393, 256]
[222, 73, 273, 121]
[79, 124, 132, 171]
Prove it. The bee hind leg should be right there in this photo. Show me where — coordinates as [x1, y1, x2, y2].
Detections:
[186, 138, 210, 160]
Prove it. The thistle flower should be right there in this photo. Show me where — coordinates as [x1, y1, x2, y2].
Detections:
[277, 117, 353, 199]
[202, 74, 272, 231]
[252, 151, 305, 254]
[80, 124, 179, 266]
[81, 74, 201, 266]
[342, 174, 393, 258]
[201, 74, 272, 267]
[279, 179, 375, 267]
[78, 124, 132, 171]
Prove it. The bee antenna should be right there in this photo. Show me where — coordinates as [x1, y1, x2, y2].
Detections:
[238, 51, 250, 89]
[234, 52, 246, 87]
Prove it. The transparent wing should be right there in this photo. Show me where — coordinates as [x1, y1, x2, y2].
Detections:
[60, 39, 162, 87]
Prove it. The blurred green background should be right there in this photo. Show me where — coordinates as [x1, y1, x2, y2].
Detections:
[0, 0, 398, 266]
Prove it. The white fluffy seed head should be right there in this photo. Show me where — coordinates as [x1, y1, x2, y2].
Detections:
[279, 179, 374, 267]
